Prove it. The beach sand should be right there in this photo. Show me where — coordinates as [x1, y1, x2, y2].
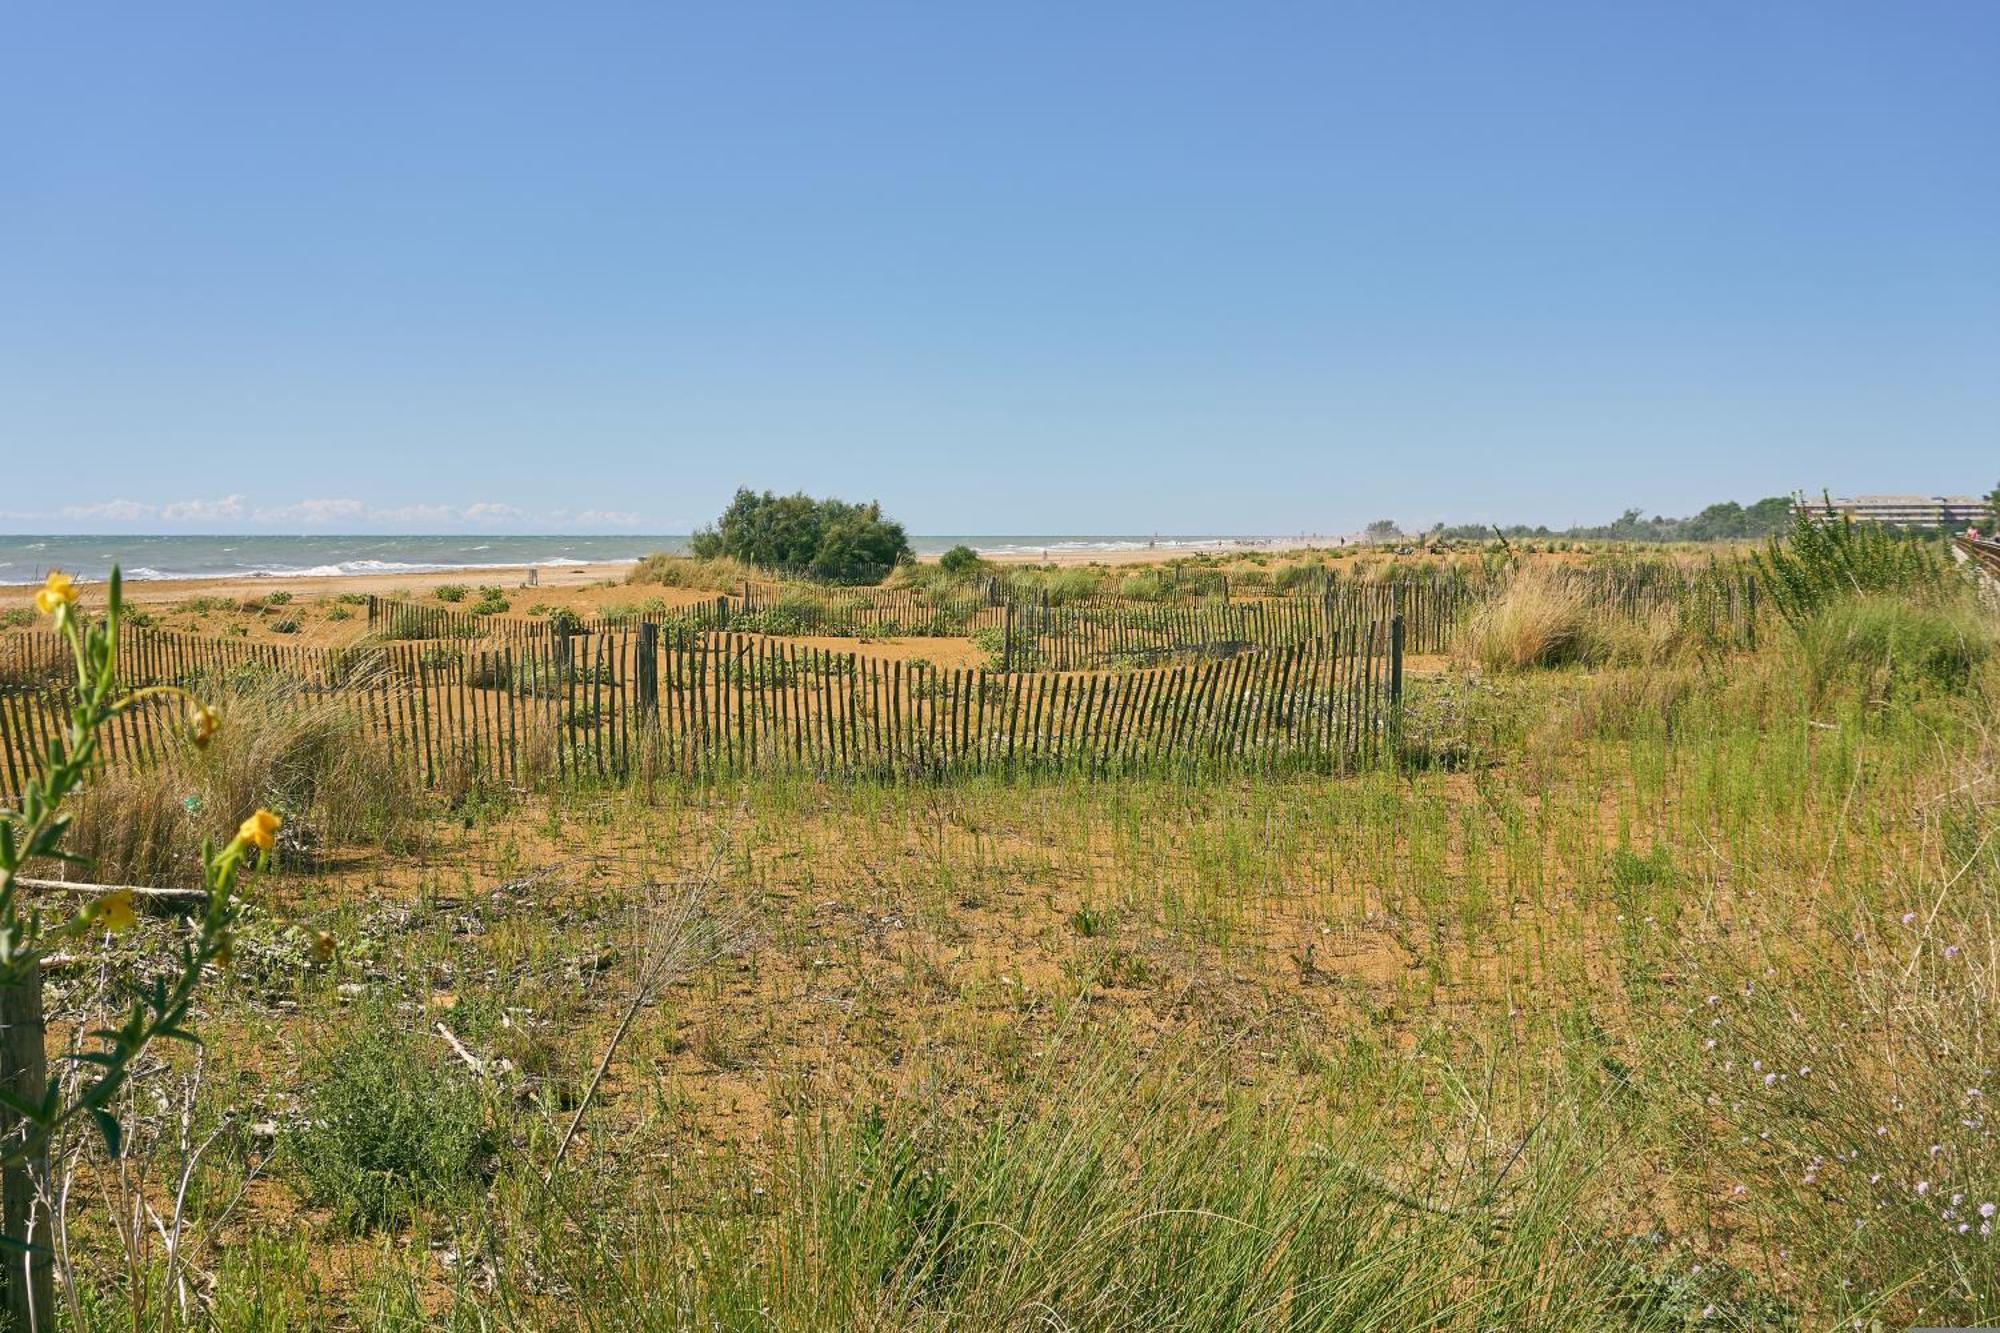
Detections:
[0, 537, 1383, 650]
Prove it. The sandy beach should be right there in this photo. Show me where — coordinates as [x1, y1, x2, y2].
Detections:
[0, 537, 1355, 610]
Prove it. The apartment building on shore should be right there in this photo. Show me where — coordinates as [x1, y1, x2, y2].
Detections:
[1802, 493, 1991, 528]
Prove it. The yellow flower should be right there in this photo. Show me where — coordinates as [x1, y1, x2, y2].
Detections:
[311, 931, 336, 963]
[96, 889, 137, 933]
[237, 808, 282, 852]
[213, 932, 234, 968]
[34, 571, 77, 615]
[189, 702, 221, 749]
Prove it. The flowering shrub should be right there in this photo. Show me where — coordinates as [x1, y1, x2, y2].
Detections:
[0, 571, 278, 1189]
[1657, 899, 1997, 1325]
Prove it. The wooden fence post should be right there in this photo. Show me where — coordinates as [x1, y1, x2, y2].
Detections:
[0, 972, 51, 1331]
[636, 622, 659, 713]
[1388, 588, 1406, 762]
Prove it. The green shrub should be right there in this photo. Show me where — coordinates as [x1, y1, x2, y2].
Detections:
[265, 590, 293, 606]
[1755, 500, 1944, 626]
[435, 583, 469, 604]
[690, 487, 912, 585]
[938, 544, 982, 576]
[1798, 594, 1991, 701]
[287, 1020, 492, 1232]
[1271, 561, 1323, 594]
[325, 605, 354, 622]
[270, 616, 300, 634]
[1044, 569, 1101, 605]
[1117, 569, 1168, 601]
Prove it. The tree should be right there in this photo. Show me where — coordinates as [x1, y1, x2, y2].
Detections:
[1742, 496, 1794, 536]
[690, 488, 913, 585]
[1986, 482, 1999, 530]
[1363, 519, 1403, 543]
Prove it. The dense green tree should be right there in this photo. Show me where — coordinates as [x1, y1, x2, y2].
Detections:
[690, 488, 913, 584]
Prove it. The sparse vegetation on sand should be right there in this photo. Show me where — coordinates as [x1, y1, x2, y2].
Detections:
[0, 527, 1995, 1329]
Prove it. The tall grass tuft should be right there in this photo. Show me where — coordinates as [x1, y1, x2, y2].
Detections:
[65, 680, 423, 885]
[1459, 566, 1602, 671]
[628, 552, 762, 591]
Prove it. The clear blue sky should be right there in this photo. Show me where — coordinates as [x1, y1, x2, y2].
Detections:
[5, 2, 1995, 535]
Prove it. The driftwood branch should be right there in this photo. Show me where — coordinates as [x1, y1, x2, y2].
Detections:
[16, 879, 207, 905]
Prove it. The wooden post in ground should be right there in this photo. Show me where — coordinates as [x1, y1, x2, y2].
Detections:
[0, 972, 51, 1331]
[1388, 585, 1406, 762]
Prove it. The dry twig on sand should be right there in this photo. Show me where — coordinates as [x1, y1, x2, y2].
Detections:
[545, 817, 740, 1185]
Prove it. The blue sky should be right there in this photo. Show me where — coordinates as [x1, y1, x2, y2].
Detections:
[4, 2, 1995, 535]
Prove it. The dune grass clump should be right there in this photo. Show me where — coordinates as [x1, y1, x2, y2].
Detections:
[1460, 568, 1602, 671]
[65, 680, 422, 885]
[628, 552, 759, 592]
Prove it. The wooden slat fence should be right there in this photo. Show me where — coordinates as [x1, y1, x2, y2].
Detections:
[2, 619, 1404, 798]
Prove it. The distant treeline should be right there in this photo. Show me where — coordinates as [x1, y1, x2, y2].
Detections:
[1431, 496, 1794, 543]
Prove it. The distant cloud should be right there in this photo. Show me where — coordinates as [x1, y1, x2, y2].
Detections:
[255, 498, 367, 523]
[371, 503, 458, 525]
[159, 494, 247, 522]
[60, 499, 154, 521]
[463, 501, 526, 522]
[9, 495, 650, 531]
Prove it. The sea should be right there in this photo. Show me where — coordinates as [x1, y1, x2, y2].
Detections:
[0, 534, 1313, 585]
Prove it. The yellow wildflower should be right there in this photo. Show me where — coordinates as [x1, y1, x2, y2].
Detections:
[237, 808, 282, 852]
[189, 702, 221, 749]
[96, 889, 137, 933]
[311, 931, 337, 963]
[213, 933, 233, 968]
[34, 571, 77, 615]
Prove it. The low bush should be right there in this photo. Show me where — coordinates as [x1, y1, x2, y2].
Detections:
[287, 1019, 492, 1231]
[435, 583, 469, 603]
[1755, 500, 1945, 626]
[1797, 593, 1992, 702]
[938, 544, 982, 576]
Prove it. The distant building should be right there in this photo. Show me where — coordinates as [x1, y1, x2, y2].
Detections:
[1803, 493, 1989, 528]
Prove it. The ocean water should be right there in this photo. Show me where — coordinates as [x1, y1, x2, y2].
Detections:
[0, 534, 1300, 584]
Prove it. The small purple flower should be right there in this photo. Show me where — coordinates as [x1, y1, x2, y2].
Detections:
[1901, 911, 1917, 926]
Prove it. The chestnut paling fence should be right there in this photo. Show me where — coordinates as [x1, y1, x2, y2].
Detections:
[0, 619, 1404, 798]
